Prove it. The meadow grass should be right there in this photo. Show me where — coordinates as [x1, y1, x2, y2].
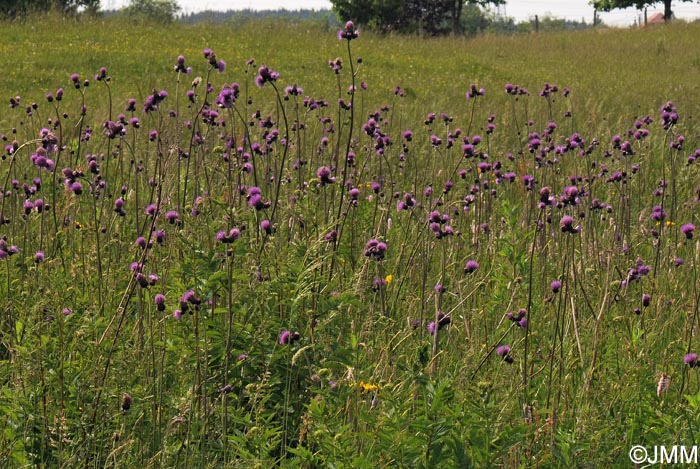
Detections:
[1, 14, 700, 467]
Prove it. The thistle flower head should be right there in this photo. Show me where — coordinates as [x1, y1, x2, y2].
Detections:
[681, 223, 695, 239]
[464, 260, 479, 274]
[279, 330, 301, 345]
[155, 293, 166, 311]
[496, 345, 514, 363]
[363, 239, 387, 260]
[255, 66, 279, 87]
[560, 215, 580, 234]
[338, 20, 359, 40]
[551, 280, 562, 293]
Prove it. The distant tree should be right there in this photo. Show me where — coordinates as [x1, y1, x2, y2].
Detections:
[330, 0, 505, 35]
[460, 4, 491, 36]
[124, 0, 180, 23]
[590, 0, 693, 21]
[0, 0, 99, 17]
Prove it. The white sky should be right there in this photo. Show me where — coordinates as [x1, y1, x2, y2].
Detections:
[102, 1, 700, 27]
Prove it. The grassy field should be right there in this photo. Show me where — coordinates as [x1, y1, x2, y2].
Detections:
[2, 14, 700, 467]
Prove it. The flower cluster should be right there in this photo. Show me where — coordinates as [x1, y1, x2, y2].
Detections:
[660, 101, 678, 130]
[255, 65, 279, 87]
[363, 239, 387, 260]
[203, 48, 226, 72]
[621, 258, 652, 287]
[560, 215, 580, 234]
[215, 83, 239, 109]
[178, 290, 202, 315]
[466, 83, 485, 100]
[338, 21, 359, 41]
[428, 210, 453, 239]
[506, 309, 527, 329]
[143, 89, 168, 113]
[216, 228, 242, 243]
[427, 311, 451, 335]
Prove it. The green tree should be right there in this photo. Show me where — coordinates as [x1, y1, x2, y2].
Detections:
[591, 0, 695, 21]
[124, 0, 180, 23]
[0, 0, 99, 16]
[330, 0, 504, 35]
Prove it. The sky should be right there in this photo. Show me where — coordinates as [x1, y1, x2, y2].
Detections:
[102, 1, 700, 27]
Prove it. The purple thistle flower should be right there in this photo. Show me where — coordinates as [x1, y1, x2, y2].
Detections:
[338, 20, 359, 40]
[173, 309, 182, 321]
[279, 330, 291, 345]
[560, 215, 579, 234]
[174, 55, 187, 73]
[70, 181, 83, 195]
[650, 205, 666, 222]
[181, 290, 198, 305]
[255, 65, 279, 88]
[154, 229, 166, 244]
[551, 280, 562, 293]
[681, 223, 695, 239]
[165, 210, 179, 224]
[642, 293, 651, 307]
[364, 239, 387, 260]
[373, 277, 387, 291]
[496, 345, 513, 363]
[466, 83, 485, 100]
[35, 251, 45, 263]
[522, 175, 536, 191]
[260, 219, 272, 234]
[155, 293, 166, 311]
[135, 273, 149, 288]
[324, 230, 337, 242]
[316, 166, 335, 185]
[437, 311, 451, 330]
[427, 321, 436, 336]
[216, 83, 239, 108]
[279, 330, 301, 345]
[464, 260, 479, 274]
[685, 353, 699, 367]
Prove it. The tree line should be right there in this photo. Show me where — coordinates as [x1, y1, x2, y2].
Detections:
[332, 0, 696, 34]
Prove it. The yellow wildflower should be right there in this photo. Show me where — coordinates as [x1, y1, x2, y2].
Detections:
[385, 274, 393, 284]
[359, 381, 380, 392]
